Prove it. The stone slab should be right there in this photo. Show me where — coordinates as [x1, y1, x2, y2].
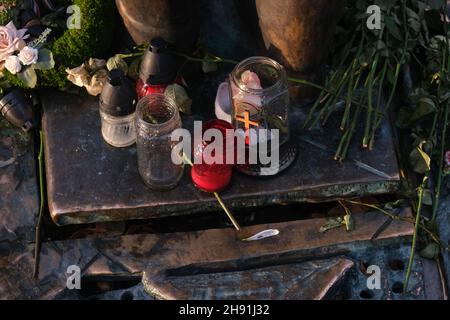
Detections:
[42, 90, 400, 225]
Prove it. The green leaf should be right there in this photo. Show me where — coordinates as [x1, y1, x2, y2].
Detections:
[419, 243, 440, 260]
[374, 0, 396, 11]
[17, 67, 37, 88]
[426, 0, 443, 10]
[127, 57, 141, 81]
[409, 141, 431, 174]
[202, 53, 218, 74]
[385, 16, 403, 41]
[106, 54, 128, 74]
[409, 97, 436, 122]
[408, 18, 421, 33]
[319, 217, 344, 233]
[164, 83, 192, 115]
[344, 214, 355, 232]
[34, 49, 55, 70]
[267, 115, 288, 134]
[406, 8, 420, 22]
[422, 189, 433, 206]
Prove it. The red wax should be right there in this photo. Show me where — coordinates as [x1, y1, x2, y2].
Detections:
[136, 79, 167, 100]
[191, 120, 235, 193]
[136, 77, 185, 100]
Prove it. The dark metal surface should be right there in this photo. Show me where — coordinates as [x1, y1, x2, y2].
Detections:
[0, 206, 414, 299]
[42, 89, 400, 226]
[0, 119, 37, 244]
[143, 257, 354, 300]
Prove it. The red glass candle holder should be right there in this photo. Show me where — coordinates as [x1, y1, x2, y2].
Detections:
[191, 120, 235, 193]
[136, 79, 168, 100]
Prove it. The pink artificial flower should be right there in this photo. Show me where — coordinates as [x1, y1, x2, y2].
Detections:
[0, 21, 29, 62]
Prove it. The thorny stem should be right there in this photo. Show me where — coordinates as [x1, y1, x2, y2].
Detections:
[315, 64, 353, 127]
[118, 52, 144, 59]
[304, 32, 359, 129]
[432, 100, 449, 223]
[404, 175, 428, 293]
[369, 58, 389, 149]
[432, 1, 450, 223]
[33, 130, 45, 279]
[171, 51, 240, 65]
[363, 54, 380, 148]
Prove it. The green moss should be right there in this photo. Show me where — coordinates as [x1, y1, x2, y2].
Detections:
[0, 0, 18, 25]
[2, 0, 117, 88]
[40, 0, 117, 88]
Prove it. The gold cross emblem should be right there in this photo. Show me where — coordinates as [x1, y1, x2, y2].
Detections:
[236, 110, 259, 144]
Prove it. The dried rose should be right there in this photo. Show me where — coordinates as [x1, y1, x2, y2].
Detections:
[66, 65, 90, 87]
[85, 69, 108, 96]
[87, 58, 106, 72]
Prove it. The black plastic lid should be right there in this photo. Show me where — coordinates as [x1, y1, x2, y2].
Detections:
[0, 89, 35, 132]
[139, 37, 177, 85]
[99, 69, 137, 117]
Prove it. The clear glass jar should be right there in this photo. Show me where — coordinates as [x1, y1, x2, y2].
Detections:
[100, 111, 136, 148]
[230, 56, 290, 146]
[229, 56, 294, 176]
[136, 93, 184, 190]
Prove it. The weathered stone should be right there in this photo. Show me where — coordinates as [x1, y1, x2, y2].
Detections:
[42, 90, 400, 226]
[143, 257, 354, 300]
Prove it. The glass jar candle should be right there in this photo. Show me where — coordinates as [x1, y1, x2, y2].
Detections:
[100, 112, 137, 147]
[230, 56, 290, 146]
[229, 56, 296, 176]
[136, 93, 184, 190]
[191, 120, 235, 193]
[137, 37, 177, 100]
[99, 70, 137, 148]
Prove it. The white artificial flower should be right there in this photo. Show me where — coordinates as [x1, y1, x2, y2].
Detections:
[4, 55, 22, 74]
[18, 46, 39, 66]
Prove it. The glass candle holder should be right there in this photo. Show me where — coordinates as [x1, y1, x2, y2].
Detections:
[229, 56, 296, 176]
[191, 120, 235, 193]
[100, 112, 136, 148]
[136, 93, 184, 190]
[99, 70, 137, 148]
[230, 56, 289, 146]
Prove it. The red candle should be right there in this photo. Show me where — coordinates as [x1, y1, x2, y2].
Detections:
[191, 120, 235, 193]
[136, 79, 167, 100]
